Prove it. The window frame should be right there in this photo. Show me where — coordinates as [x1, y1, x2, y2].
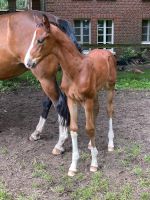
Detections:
[0, 0, 9, 11]
[16, 0, 31, 11]
[74, 19, 91, 45]
[97, 19, 114, 45]
[142, 20, 150, 44]
[97, 19, 114, 52]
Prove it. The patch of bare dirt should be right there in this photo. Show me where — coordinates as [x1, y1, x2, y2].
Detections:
[0, 87, 150, 199]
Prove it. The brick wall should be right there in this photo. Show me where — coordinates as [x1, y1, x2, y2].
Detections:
[45, 0, 150, 45]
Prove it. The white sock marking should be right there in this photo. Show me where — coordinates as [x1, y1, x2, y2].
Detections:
[91, 147, 98, 167]
[55, 115, 68, 151]
[30, 116, 46, 140]
[69, 131, 79, 172]
[24, 30, 37, 68]
[108, 118, 114, 148]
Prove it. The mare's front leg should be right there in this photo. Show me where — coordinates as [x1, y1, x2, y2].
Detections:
[31, 64, 69, 154]
[30, 96, 52, 141]
[84, 98, 98, 172]
[67, 97, 79, 177]
[40, 78, 69, 154]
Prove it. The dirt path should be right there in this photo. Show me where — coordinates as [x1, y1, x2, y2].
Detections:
[0, 87, 150, 199]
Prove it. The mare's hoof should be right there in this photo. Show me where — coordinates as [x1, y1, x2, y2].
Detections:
[108, 146, 114, 152]
[52, 148, 62, 155]
[90, 166, 98, 172]
[29, 134, 41, 141]
[68, 170, 77, 177]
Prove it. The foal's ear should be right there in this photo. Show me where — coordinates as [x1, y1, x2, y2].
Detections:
[42, 14, 50, 32]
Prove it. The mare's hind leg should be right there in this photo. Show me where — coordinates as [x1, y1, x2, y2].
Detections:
[84, 98, 98, 172]
[52, 114, 69, 155]
[107, 88, 115, 152]
[30, 96, 52, 141]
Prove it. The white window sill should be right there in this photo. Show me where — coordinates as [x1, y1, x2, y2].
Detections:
[141, 42, 150, 44]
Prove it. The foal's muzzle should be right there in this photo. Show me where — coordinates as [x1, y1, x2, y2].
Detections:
[26, 59, 36, 68]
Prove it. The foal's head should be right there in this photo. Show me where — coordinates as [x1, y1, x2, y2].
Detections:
[24, 14, 53, 68]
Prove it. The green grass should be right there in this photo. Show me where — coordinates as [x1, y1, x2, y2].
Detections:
[144, 155, 150, 163]
[140, 192, 150, 200]
[32, 161, 53, 184]
[116, 69, 150, 90]
[72, 172, 109, 200]
[118, 184, 132, 200]
[0, 182, 12, 200]
[0, 71, 39, 92]
[0, 68, 150, 92]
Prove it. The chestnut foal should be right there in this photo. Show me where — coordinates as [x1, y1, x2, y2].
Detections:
[25, 15, 117, 176]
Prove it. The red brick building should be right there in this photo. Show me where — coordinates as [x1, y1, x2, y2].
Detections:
[1, 0, 150, 48]
[44, 0, 150, 47]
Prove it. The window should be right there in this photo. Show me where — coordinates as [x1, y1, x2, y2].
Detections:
[74, 20, 91, 54]
[142, 20, 150, 44]
[0, 0, 8, 11]
[97, 20, 114, 44]
[16, 0, 29, 10]
[97, 20, 114, 52]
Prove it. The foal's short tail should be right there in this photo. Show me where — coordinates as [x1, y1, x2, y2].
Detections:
[55, 88, 70, 127]
[108, 54, 117, 87]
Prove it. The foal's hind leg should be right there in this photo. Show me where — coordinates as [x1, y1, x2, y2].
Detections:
[85, 99, 98, 172]
[88, 95, 99, 150]
[30, 96, 52, 141]
[107, 88, 115, 152]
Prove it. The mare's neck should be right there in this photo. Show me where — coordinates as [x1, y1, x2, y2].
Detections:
[52, 25, 83, 80]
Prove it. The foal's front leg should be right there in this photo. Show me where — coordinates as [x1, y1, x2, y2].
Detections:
[67, 98, 79, 177]
[84, 99, 98, 172]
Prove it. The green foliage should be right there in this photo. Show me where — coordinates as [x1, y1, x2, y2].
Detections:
[119, 47, 147, 64]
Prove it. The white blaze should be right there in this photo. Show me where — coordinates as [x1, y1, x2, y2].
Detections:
[24, 30, 37, 68]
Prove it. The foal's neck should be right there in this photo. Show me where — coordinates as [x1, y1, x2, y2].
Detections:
[52, 25, 83, 80]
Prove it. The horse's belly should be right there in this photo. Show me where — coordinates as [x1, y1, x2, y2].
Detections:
[0, 49, 27, 80]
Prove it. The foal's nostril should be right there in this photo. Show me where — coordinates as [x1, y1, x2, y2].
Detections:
[27, 59, 36, 68]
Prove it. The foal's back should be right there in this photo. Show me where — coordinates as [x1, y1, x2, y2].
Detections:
[87, 49, 117, 90]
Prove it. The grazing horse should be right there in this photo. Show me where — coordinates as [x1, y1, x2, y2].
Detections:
[25, 15, 117, 176]
[0, 10, 81, 155]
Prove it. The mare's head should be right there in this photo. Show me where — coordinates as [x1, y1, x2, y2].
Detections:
[24, 14, 52, 68]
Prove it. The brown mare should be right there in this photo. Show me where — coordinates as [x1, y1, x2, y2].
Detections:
[25, 15, 117, 176]
[0, 10, 78, 155]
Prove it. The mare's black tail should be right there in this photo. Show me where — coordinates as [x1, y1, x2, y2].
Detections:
[55, 89, 70, 127]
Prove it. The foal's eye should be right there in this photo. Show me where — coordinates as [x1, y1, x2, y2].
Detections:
[37, 39, 44, 44]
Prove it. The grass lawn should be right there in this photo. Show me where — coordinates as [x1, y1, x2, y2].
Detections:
[0, 68, 150, 92]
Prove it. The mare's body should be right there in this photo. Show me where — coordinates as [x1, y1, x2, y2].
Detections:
[25, 15, 117, 176]
[0, 10, 81, 154]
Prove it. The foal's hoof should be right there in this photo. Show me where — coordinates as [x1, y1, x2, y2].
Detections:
[108, 146, 114, 152]
[88, 144, 92, 150]
[90, 166, 98, 172]
[52, 148, 62, 155]
[29, 134, 41, 141]
[68, 170, 77, 177]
